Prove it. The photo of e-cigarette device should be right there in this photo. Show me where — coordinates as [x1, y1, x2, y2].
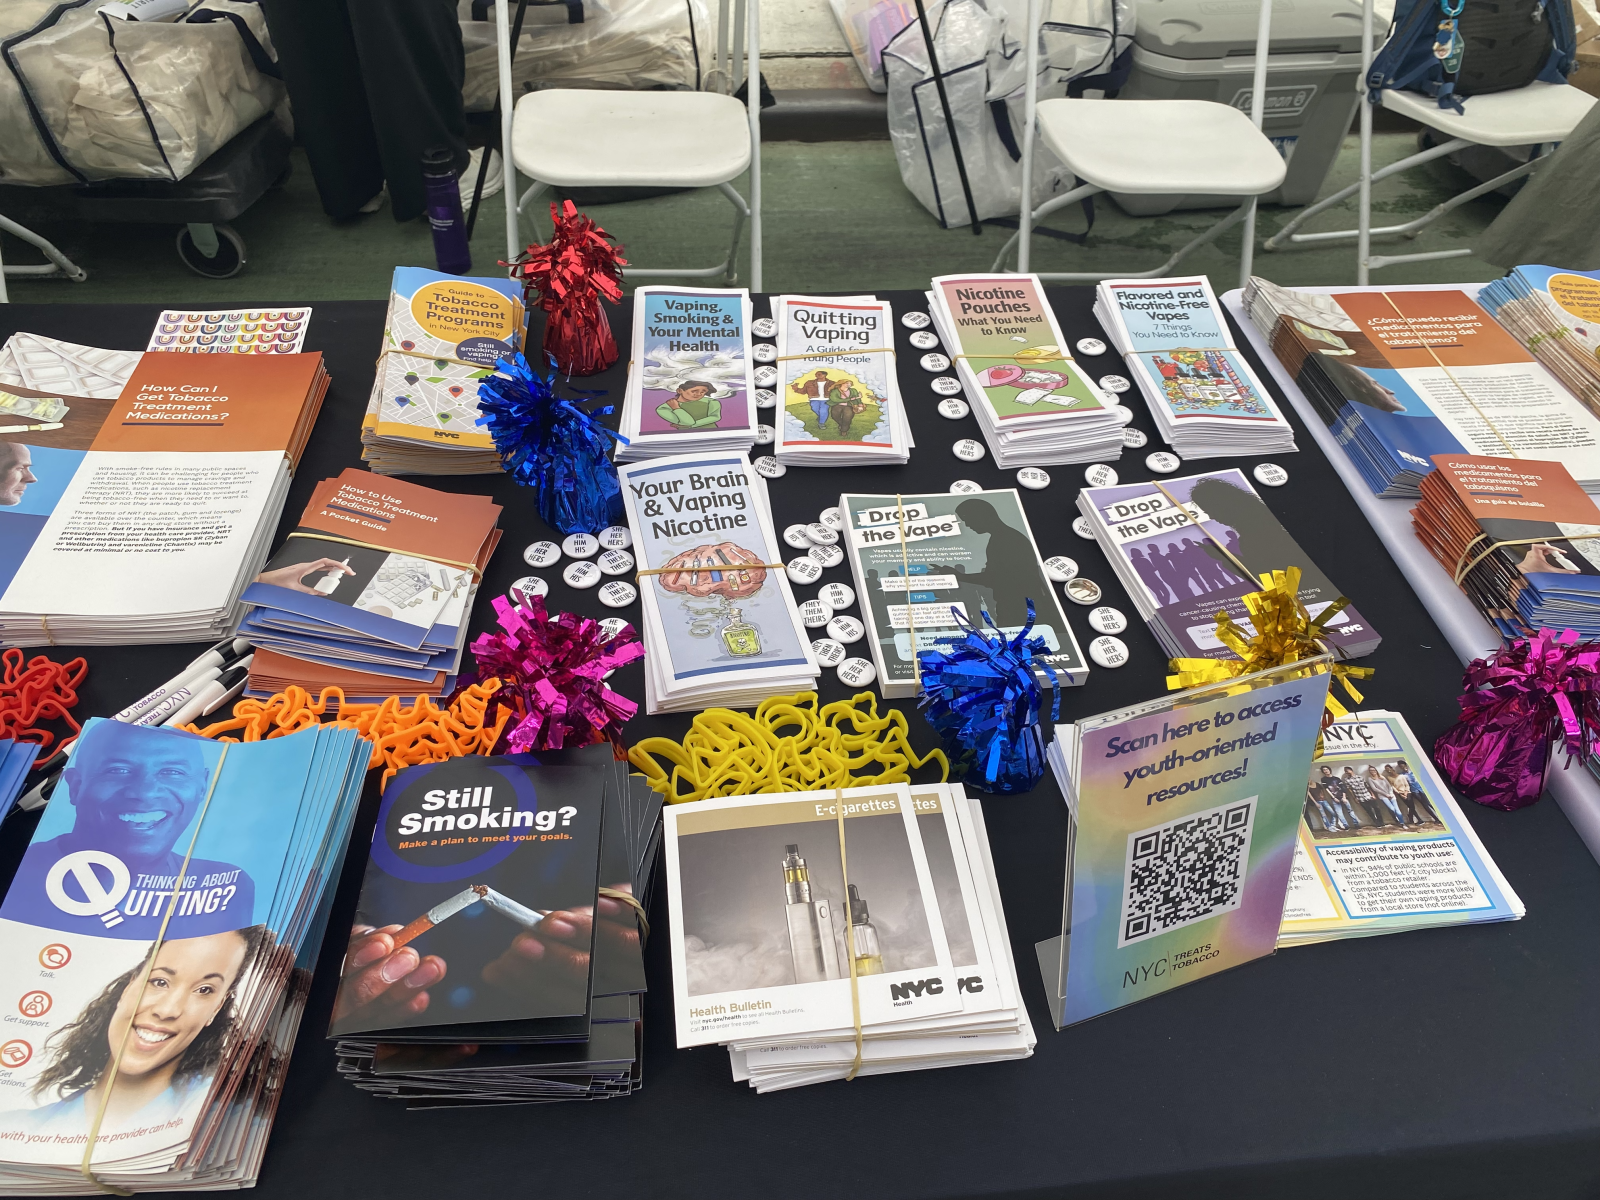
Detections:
[783, 844, 841, 984]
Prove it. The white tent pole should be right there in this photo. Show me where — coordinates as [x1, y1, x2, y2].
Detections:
[1238, 0, 1273, 288]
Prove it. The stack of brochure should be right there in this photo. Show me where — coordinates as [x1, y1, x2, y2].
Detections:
[618, 451, 819, 713]
[774, 295, 911, 466]
[0, 738, 38, 815]
[0, 717, 370, 1193]
[1412, 453, 1600, 639]
[1077, 467, 1382, 661]
[0, 350, 326, 648]
[0, 332, 141, 400]
[665, 783, 1033, 1091]
[330, 746, 662, 1106]
[1282, 710, 1523, 945]
[1093, 276, 1295, 459]
[616, 286, 756, 460]
[1243, 276, 1600, 497]
[928, 273, 1122, 467]
[838, 487, 1089, 697]
[239, 469, 500, 701]
[1479, 265, 1600, 416]
[362, 266, 525, 476]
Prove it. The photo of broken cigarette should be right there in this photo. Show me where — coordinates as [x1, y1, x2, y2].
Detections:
[391, 883, 546, 950]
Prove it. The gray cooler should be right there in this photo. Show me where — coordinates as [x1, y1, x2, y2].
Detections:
[1109, 0, 1365, 214]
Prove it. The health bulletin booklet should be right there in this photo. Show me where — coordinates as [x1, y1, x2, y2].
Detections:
[1412, 454, 1600, 639]
[618, 451, 818, 713]
[0, 350, 327, 648]
[839, 487, 1088, 697]
[1281, 711, 1522, 947]
[1077, 468, 1381, 661]
[1243, 277, 1600, 496]
[1093, 276, 1295, 459]
[361, 267, 525, 476]
[1042, 659, 1334, 1027]
[773, 295, 909, 466]
[617, 285, 756, 459]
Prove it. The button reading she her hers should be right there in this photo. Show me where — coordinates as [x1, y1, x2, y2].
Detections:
[1122, 427, 1148, 448]
[1016, 467, 1051, 490]
[598, 580, 637, 608]
[1072, 516, 1096, 539]
[751, 316, 778, 338]
[908, 330, 940, 350]
[953, 438, 986, 462]
[786, 557, 823, 585]
[1098, 374, 1131, 394]
[808, 543, 844, 569]
[920, 352, 952, 372]
[751, 343, 777, 363]
[1145, 452, 1182, 474]
[598, 525, 633, 550]
[1063, 577, 1103, 606]
[1075, 337, 1107, 357]
[950, 479, 983, 494]
[1043, 556, 1078, 583]
[563, 560, 602, 589]
[756, 389, 777, 409]
[753, 365, 778, 387]
[510, 575, 548, 600]
[827, 614, 865, 644]
[754, 455, 786, 478]
[754, 424, 775, 445]
[598, 549, 635, 576]
[812, 638, 847, 666]
[1084, 463, 1118, 487]
[784, 524, 813, 549]
[930, 376, 964, 396]
[1253, 462, 1289, 487]
[1087, 606, 1127, 635]
[938, 397, 970, 420]
[901, 311, 932, 330]
[805, 521, 838, 545]
[522, 540, 561, 567]
[799, 599, 832, 628]
[562, 533, 598, 559]
[1088, 635, 1129, 668]
[837, 657, 877, 687]
[819, 506, 844, 530]
[819, 582, 855, 611]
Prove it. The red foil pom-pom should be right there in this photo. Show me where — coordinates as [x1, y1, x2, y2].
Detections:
[505, 200, 626, 377]
[470, 590, 644, 754]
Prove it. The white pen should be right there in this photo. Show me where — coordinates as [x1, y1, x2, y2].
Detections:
[132, 662, 231, 726]
[161, 662, 251, 728]
[116, 636, 252, 722]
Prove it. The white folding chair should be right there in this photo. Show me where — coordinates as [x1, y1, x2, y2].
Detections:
[491, 0, 763, 288]
[1264, 0, 1597, 283]
[992, 0, 1285, 287]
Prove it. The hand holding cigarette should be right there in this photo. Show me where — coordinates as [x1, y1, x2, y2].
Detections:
[331, 923, 448, 1023]
[482, 881, 640, 989]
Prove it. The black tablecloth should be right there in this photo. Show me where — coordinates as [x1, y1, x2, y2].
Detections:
[1, 295, 1596, 1200]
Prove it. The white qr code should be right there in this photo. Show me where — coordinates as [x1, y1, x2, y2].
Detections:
[1117, 796, 1257, 947]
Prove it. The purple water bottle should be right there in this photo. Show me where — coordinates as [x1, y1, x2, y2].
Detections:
[421, 146, 472, 275]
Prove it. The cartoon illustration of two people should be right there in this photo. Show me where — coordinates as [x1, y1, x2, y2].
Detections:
[790, 370, 874, 439]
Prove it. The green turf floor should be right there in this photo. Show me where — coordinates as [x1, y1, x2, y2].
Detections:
[2, 129, 1509, 304]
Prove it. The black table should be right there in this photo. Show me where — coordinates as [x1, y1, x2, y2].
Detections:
[2, 295, 1596, 1200]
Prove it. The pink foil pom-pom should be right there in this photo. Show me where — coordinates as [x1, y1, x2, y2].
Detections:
[469, 591, 644, 754]
[1433, 628, 1600, 811]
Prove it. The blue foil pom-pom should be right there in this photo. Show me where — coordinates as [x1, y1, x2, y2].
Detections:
[917, 599, 1060, 795]
[476, 352, 628, 535]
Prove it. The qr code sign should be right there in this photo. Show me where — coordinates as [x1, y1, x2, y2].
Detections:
[1117, 797, 1257, 947]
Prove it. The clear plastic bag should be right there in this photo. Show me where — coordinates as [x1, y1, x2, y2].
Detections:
[828, 0, 918, 92]
[461, 0, 710, 110]
[884, 0, 1133, 226]
[0, 0, 285, 187]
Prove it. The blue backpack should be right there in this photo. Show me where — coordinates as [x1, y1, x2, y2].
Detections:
[1368, 0, 1578, 112]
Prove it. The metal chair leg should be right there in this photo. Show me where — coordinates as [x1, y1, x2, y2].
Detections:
[1033, 200, 1252, 283]
[620, 182, 752, 280]
[0, 213, 89, 290]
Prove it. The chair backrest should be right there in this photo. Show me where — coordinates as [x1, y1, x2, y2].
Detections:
[1367, 0, 1577, 113]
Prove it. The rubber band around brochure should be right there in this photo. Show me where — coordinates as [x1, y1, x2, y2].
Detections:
[81, 742, 231, 1194]
[283, 531, 483, 581]
[1377, 291, 1517, 459]
[1150, 480, 1256, 582]
[597, 886, 651, 944]
[634, 562, 785, 578]
[773, 347, 897, 363]
[834, 787, 863, 1081]
[1451, 532, 1563, 585]
[374, 346, 496, 373]
[897, 495, 916, 678]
